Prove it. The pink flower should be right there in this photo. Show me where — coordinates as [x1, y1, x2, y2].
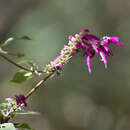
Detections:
[58, 63, 63, 68]
[102, 36, 123, 46]
[68, 35, 73, 40]
[82, 34, 99, 41]
[53, 55, 62, 62]
[75, 42, 86, 50]
[72, 29, 123, 72]
[84, 48, 95, 73]
[72, 49, 77, 53]
[15, 95, 27, 107]
[86, 55, 91, 73]
[99, 51, 107, 68]
[109, 36, 123, 46]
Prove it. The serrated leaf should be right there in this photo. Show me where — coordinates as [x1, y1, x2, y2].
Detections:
[11, 70, 32, 83]
[16, 111, 40, 115]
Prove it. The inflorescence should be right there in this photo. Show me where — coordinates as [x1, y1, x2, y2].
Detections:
[0, 95, 27, 117]
[44, 28, 123, 73]
[0, 28, 123, 122]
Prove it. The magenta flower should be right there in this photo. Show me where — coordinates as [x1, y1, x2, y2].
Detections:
[109, 36, 123, 46]
[85, 48, 95, 72]
[99, 51, 107, 68]
[45, 28, 123, 74]
[70, 29, 123, 72]
[68, 35, 73, 40]
[58, 63, 63, 68]
[102, 36, 123, 46]
[72, 49, 77, 53]
[15, 95, 27, 107]
[86, 55, 91, 73]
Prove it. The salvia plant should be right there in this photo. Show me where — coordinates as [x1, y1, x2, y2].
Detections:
[0, 28, 123, 129]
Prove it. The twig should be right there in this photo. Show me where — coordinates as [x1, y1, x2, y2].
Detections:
[7, 71, 54, 123]
[1, 53, 56, 99]
[0, 54, 34, 73]
[7, 52, 24, 57]
[25, 72, 54, 99]
[3, 72, 54, 123]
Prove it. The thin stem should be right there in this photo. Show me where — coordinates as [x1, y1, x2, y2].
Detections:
[25, 72, 54, 99]
[7, 52, 24, 57]
[0, 54, 34, 73]
[3, 72, 54, 123]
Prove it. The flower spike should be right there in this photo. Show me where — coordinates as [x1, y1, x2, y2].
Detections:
[44, 28, 123, 73]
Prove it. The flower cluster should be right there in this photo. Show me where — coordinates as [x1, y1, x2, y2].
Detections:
[0, 97, 20, 117]
[0, 95, 27, 117]
[44, 28, 123, 73]
[44, 38, 77, 73]
[15, 95, 27, 107]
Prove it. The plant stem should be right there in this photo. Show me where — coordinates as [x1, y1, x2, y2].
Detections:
[3, 72, 54, 123]
[25, 72, 54, 99]
[0, 54, 34, 73]
[0, 54, 53, 99]
[1, 53, 56, 99]
[7, 52, 24, 57]
[0, 54, 55, 122]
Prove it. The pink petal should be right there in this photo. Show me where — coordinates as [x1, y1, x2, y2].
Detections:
[86, 55, 91, 73]
[68, 35, 73, 40]
[58, 64, 63, 68]
[100, 51, 107, 68]
[72, 49, 77, 53]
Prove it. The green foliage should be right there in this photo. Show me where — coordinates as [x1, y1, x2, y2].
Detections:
[11, 70, 32, 83]
[16, 53, 25, 58]
[19, 60, 36, 68]
[0, 103, 7, 108]
[0, 48, 8, 55]
[0, 111, 3, 122]
[20, 36, 32, 40]
[0, 37, 14, 48]
[16, 111, 40, 115]
[19, 60, 43, 75]
[0, 123, 16, 130]
[0, 36, 31, 48]
[15, 123, 34, 130]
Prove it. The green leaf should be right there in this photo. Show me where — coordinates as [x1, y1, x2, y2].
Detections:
[0, 104, 5, 107]
[16, 111, 40, 115]
[19, 36, 32, 40]
[0, 111, 3, 122]
[0, 38, 14, 48]
[0, 35, 31, 48]
[19, 60, 36, 68]
[11, 70, 32, 83]
[17, 53, 25, 58]
[0, 48, 8, 54]
[15, 123, 34, 130]
[4, 37, 14, 43]
[0, 123, 16, 130]
[0, 103, 8, 108]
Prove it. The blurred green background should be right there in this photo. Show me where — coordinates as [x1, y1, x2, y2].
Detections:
[0, 0, 130, 129]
